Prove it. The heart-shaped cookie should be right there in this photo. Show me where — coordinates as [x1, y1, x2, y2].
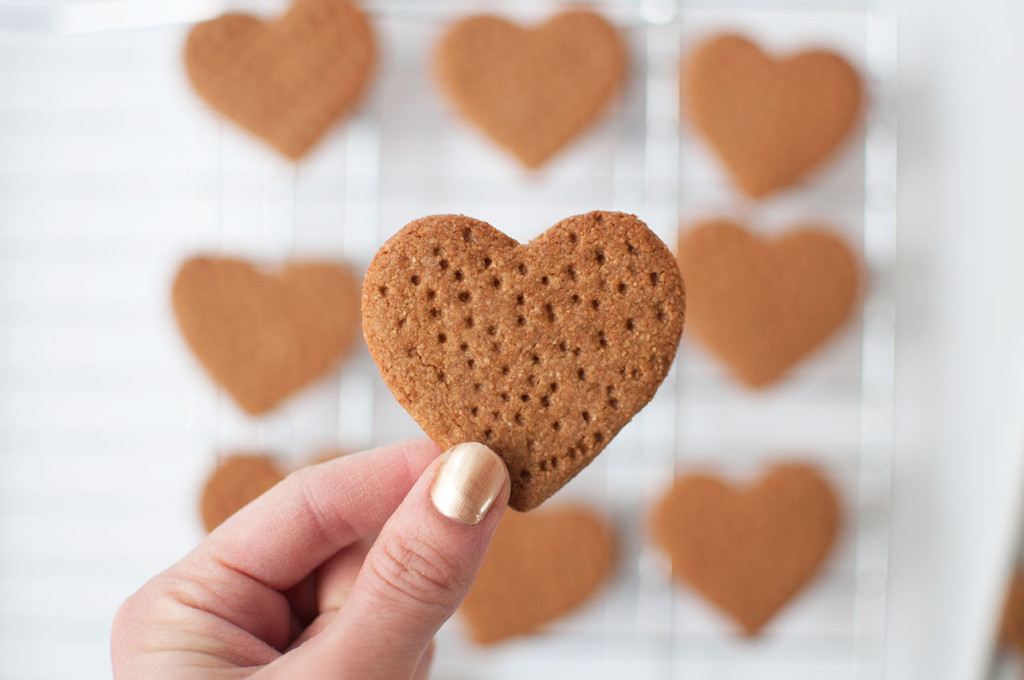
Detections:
[684, 34, 862, 197]
[173, 257, 361, 415]
[651, 464, 840, 636]
[677, 220, 859, 387]
[460, 506, 616, 643]
[184, 0, 376, 159]
[435, 10, 625, 168]
[362, 212, 685, 511]
[200, 455, 285, 532]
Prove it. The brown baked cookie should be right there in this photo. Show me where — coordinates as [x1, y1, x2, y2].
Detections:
[1001, 568, 1024, 654]
[460, 506, 616, 643]
[435, 10, 625, 169]
[200, 455, 285, 532]
[362, 212, 685, 511]
[677, 219, 859, 387]
[184, 0, 375, 159]
[651, 463, 840, 636]
[173, 257, 361, 415]
[683, 34, 862, 197]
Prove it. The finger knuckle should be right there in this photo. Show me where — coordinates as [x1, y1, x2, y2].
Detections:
[370, 532, 462, 611]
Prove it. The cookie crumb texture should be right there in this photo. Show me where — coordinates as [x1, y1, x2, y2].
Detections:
[173, 257, 362, 415]
[678, 220, 859, 388]
[651, 464, 840, 636]
[460, 506, 616, 644]
[362, 212, 685, 511]
[184, 0, 376, 159]
[200, 455, 284, 532]
[684, 34, 861, 197]
[435, 10, 625, 168]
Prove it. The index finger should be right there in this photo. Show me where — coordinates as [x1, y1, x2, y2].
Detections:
[188, 438, 441, 592]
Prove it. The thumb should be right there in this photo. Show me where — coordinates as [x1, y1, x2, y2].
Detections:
[273, 442, 510, 679]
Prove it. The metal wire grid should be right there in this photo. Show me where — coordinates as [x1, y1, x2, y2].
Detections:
[0, 1, 895, 678]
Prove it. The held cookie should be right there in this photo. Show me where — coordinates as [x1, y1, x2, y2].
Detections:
[184, 0, 375, 159]
[173, 257, 361, 415]
[200, 455, 285, 532]
[677, 220, 859, 387]
[683, 34, 862, 197]
[362, 212, 685, 511]
[435, 10, 625, 168]
[651, 463, 840, 636]
[460, 506, 616, 644]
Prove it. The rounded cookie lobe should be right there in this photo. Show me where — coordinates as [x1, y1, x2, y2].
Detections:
[200, 455, 285, 532]
[362, 211, 685, 510]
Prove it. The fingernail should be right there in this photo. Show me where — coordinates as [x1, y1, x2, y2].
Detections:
[430, 442, 508, 525]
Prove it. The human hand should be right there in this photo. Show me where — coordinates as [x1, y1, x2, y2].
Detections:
[112, 439, 510, 679]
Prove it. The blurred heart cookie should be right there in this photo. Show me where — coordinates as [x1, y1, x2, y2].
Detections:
[677, 219, 859, 387]
[435, 10, 625, 168]
[651, 463, 840, 636]
[185, 0, 375, 159]
[200, 455, 284, 532]
[173, 257, 361, 415]
[684, 34, 862, 197]
[460, 506, 616, 643]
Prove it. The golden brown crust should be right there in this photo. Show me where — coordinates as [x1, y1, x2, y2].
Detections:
[184, 0, 376, 159]
[683, 34, 862, 197]
[173, 257, 361, 415]
[651, 464, 840, 636]
[362, 211, 685, 510]
[435, 10, 625, 168]
[677, 219, 859, 388]
[459, 506, 616, 643]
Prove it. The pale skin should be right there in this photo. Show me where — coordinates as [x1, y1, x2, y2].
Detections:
[111, 439, 510, 679]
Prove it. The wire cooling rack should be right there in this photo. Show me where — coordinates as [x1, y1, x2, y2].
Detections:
[0, 0, 895, 677]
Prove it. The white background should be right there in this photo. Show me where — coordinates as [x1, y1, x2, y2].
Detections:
[0, 0, 1022, 678]
[887, 0, 1024, 678]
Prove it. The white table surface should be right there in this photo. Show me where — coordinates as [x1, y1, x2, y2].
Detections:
[888, 0, 1024, 677]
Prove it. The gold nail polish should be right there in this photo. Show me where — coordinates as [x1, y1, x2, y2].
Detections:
[430, 442, 508, 525]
